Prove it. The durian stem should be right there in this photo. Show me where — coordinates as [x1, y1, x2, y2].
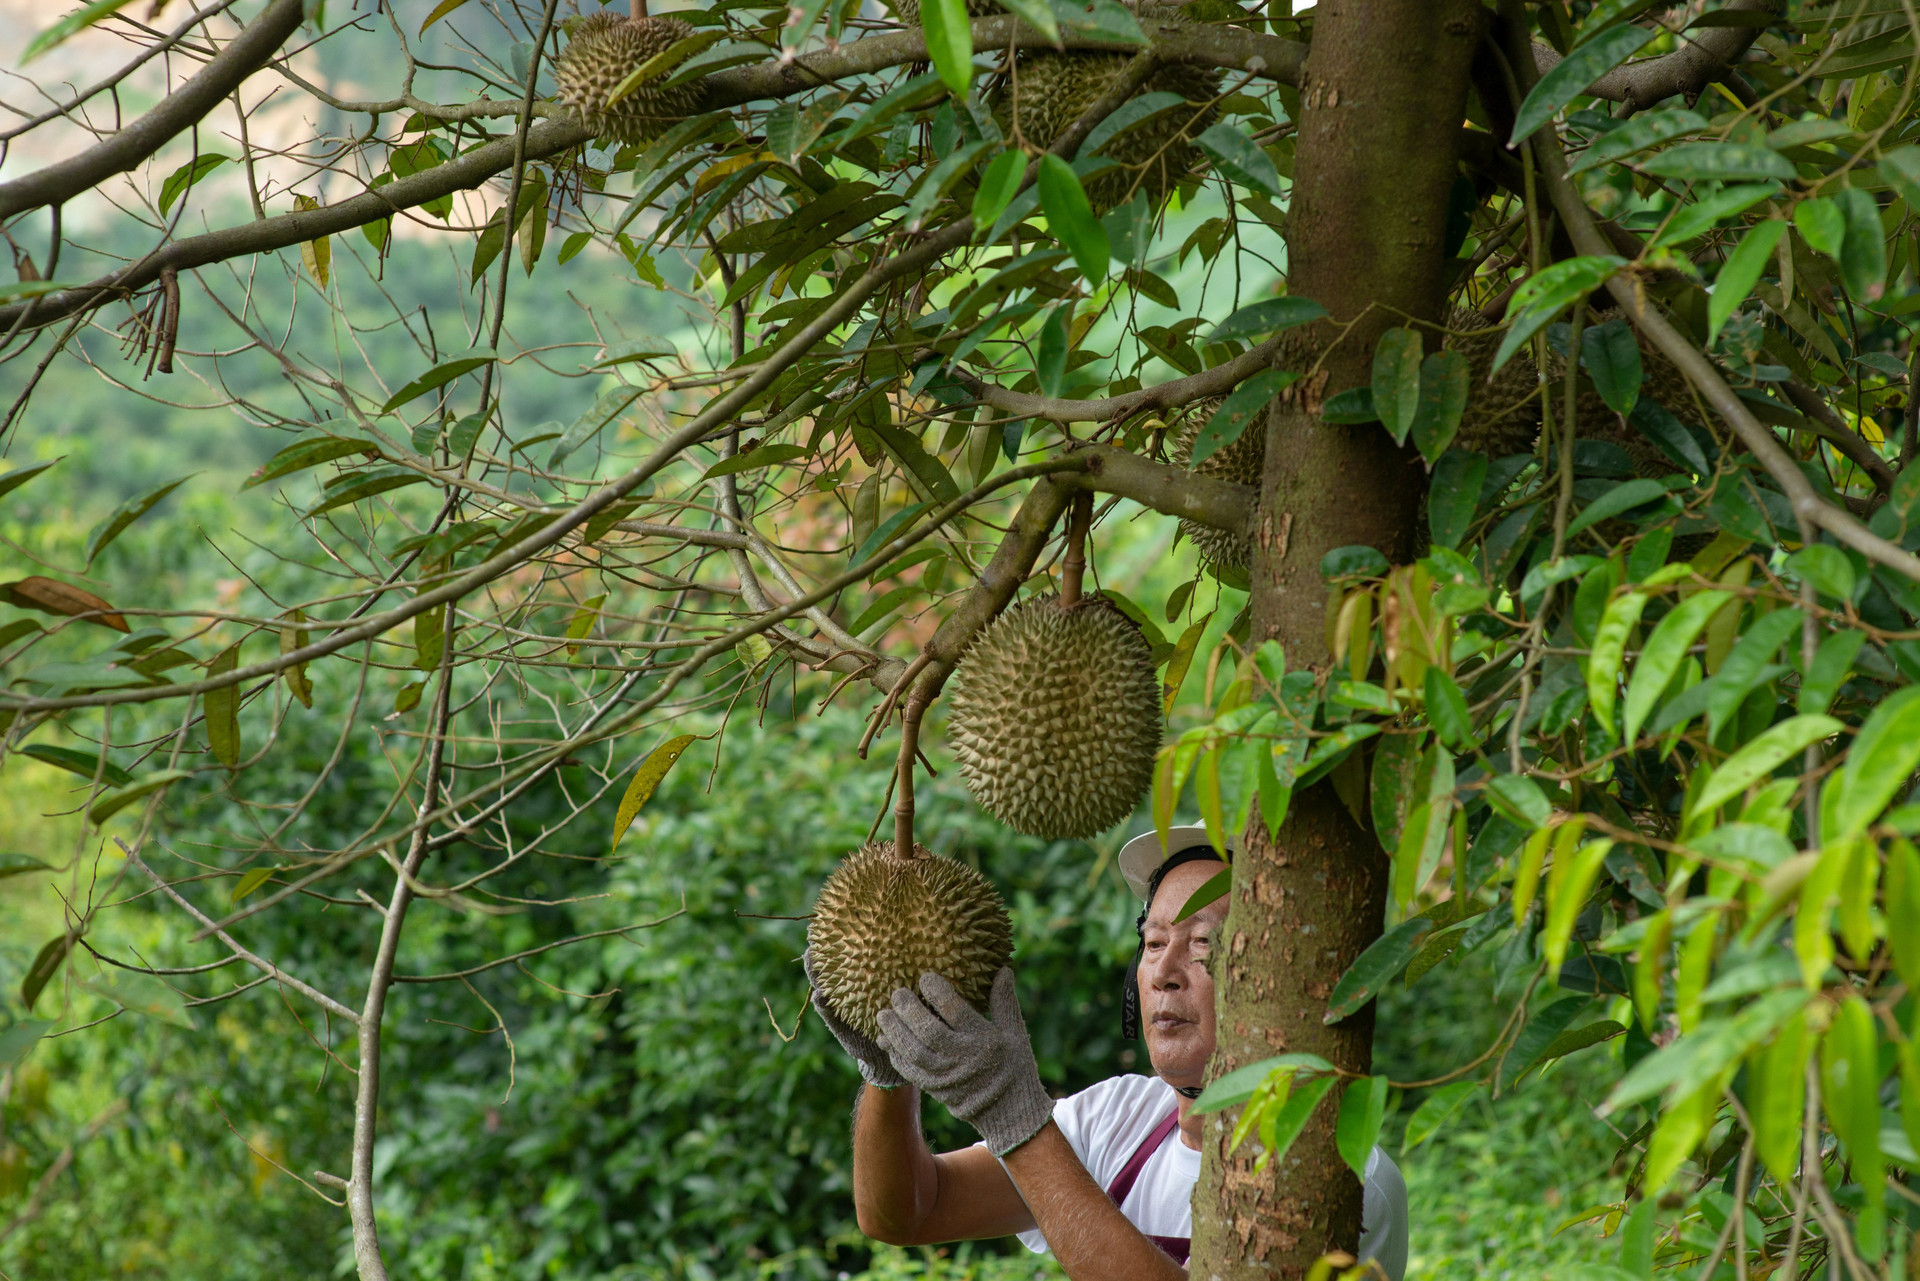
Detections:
[893, 696, 924, 858]
[631, 0, 648, 18]
[1059, 490, 1092, 608]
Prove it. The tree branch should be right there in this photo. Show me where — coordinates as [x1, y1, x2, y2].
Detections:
[945, 330, 1290, 423]
[0, 0, 307, 222]
[1519, 36, 1920, 582]
[1530, 0, 1779, 113]
[1058, 443, 1255, 536]
[0, 19, 1303, 333]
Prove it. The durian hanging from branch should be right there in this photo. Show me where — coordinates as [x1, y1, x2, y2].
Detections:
[806, 687, 1013, 1041]
[946, 492, 1163, 840]
[555, 6, 712, 145]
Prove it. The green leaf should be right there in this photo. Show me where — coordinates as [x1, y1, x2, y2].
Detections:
[1334, 1075, 1389, 1179]
[1190, 1052, 1336, 1113]
[1834, 186, 1889, 303]
[1423, 668, 1472, 752]
[903, 140, 991, 232]
[1206, 297, 1328, 344]
[1748, 1011, 1809, 1185]
[1794, 197, 1846, 259]
[245, 436, 375, 488]
[611, 735, 701, 856]
[81, 969, 195, 1029]
[1510, 25, 1656, 144]
[1564, 477, 1669, 539]
[84, 476, 190, 567]
[1566, 107, 1706, 175]
[231, 865, 280, 905]
[1826, 686, 1920, 843]
[1709, 220, 1786, 344]
[702, 443, 810, 480]
[1580, 318, 1642, 417]
[1188, 369, 1299, 468]
[302, 466, 428, 518]
[20, 744, 133, 788]
[1325, 915, 1435, 1024]
[1648, 182, 1778, 251]
[0, 853, 52, 881]
[1370, 327, 1424, 447]
[157, 154, 230, 216]
[1403, 1080, 1476, 1148]
[0, 1019, 53, 1070]
[1427, 450, 1487, 550]
[922, 0, 975, 95]
[972, 149, 1027, 237]
[1881, 146, 1920, 211]
[1587, 589, 1650, 739]
[991, 0, 1060, 43]
[1495, 256, 1627, 373]
[1542, 838, 1613, 972]
[204, 644, 241, 769]
[1485, 773, 1552, 830]
[1800, 628, 1866, 717]
[1038, 155, 1107, 284]
[1257, 1073, 1336, 1167]
[381, 350, 498, 412]
[1641, 142, 1795, 182]
[1192, 123, 1283, 198]
[1410, 350, 1469, 463]
[1319, 387, 1377, 424]
[20, 933, 73, 1009]
[1037, 304, 1070, 398]
[1690, 715, 1844, 820]
[1621, 590, 1733, 747]
[23, 0, 136, 62]
[1173, 866, 1230, 922]
[0, 458, 61, 505]
[1393, 796, 1452, 911]
[1822, 995, 1885, 1225]
[1501, 995, 1588, 1092]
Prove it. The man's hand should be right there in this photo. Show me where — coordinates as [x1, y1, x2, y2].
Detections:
[877, 967, 1052, 1157]
[805, 948, 905, 1088]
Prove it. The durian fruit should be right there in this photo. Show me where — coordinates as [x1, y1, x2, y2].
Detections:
[1444, 306, 1543, 461]
[1169, 396, 1260, 580]
[947, 593, 1163, 840]
[889, 0, 998, 20]
[555, 11, 705, 146]
[993, 44, 1220, 212]
[807, 840, 1013, 1040]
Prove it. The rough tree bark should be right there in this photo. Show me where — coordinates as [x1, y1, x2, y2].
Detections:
[1188, 4, 1484, 1277]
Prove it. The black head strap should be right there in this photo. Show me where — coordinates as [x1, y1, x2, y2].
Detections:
[1121, 844, 1229, 1046]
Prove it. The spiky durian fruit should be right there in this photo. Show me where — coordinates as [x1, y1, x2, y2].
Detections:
[947, 593, 1162, 839]
[1445, 306, 1543, 460]
[808, 841, 1013, 1040]
[1168, 396, 1261, 579]
[555, 11, 704, 145]
[889, 0, 998, 19]
[993, 47, 1221, 212]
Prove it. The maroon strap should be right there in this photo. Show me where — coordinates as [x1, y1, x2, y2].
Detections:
[1105, 1108, 1181, 1212]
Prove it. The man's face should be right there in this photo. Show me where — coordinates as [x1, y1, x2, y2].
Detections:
[1138, 857, 1228, 1091]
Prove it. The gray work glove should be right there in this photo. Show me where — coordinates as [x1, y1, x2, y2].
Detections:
[804, 948, 905, 1089]
[877, 967, 1053, 1157]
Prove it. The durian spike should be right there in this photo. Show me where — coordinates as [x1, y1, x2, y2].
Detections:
[1060, 491, 1092, 608]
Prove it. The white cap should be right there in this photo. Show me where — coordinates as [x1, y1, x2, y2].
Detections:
[1117, 825, 1234, 900]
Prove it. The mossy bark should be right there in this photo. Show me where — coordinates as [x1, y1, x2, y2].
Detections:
[1187, 4, 1484, 1278]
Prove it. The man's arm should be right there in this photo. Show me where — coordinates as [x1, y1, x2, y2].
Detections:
[850, 1082, 1034, 1245]
[851, 1083, 1185, 1281]
[1001, 1123, 1186, 1281]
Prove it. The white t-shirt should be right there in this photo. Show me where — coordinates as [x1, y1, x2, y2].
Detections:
[1004, 1074, 1409, 1280]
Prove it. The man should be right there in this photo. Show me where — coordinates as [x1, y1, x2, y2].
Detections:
[808, 826, 1410, 1279]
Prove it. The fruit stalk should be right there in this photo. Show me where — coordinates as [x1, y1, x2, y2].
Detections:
[1059, 490, 1092, 608]
[894, 694, 924, 860]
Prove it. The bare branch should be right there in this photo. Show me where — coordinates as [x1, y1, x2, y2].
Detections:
[0, 0, 307, 221]
[946, 331, 1291, 423]
[1531, 0, 1778, 113]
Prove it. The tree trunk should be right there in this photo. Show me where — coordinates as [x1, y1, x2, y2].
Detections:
[1189, 5, 1483, 1277]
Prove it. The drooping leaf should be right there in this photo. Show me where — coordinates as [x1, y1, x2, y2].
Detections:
[381, 350, 499, 413]
[611, 734, 701, 856]
[1038, 155, 1108, 284]
[1206, 297, 1328, 344]
[1174, 866, 1231, 922]
[157, 154, 230, 216]
[1510, 25, 1656, 144]
[1825, 686, 1920, 843]
[1580, 318, 1642, 417]
[1192, 123, 1283, 198]
[1, 577, 130, 631]
[20, 932, 73, 1009]
[204, 643, 242, 769]
[1370, 327, 1424, 446]
[23, 0, 137, 62]
[84, 476, 190, 567]
[1325, 915, 1435, 1024]
[1494, 256, 1627, 372]
[1403, 1079, 1476, 1149]
[20, 744, 133, 789]
[1188, 369, 1299, 468]
[1709, 221, 1786, 343]
[1334, 1075, 1389, 1179]
[921, 0, 975, 95]
[1410, 350, 1469, 463]
[972, 149, 1027, 236]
